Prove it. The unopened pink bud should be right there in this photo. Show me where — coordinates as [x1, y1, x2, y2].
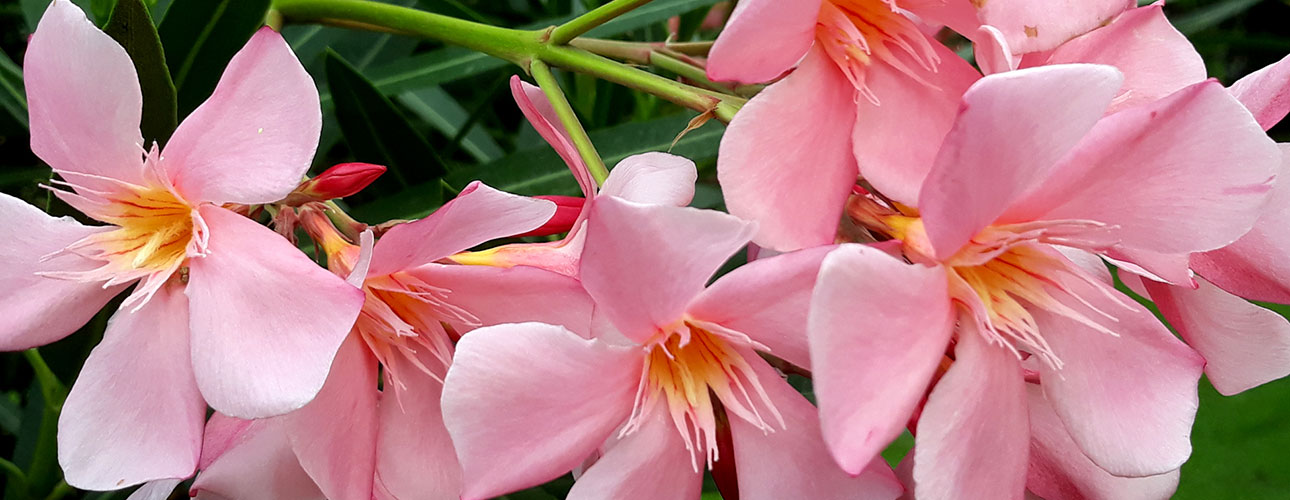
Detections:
[285, 162, 386, 205]
[514, 195, 584, 238]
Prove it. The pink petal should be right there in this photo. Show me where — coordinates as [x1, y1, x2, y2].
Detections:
[1229, 53, 1290, 130]
[706, 0, 820, 83]
[920, 64, 1124, 258]
[375, 364, 462, 500]
[913, 329, 1029, 500]
[1146, 277, 1290, 396]
[1040, 4, 1206, 114]
[718, 46, 858, 252]
[127, 479, 183, 500]
[283, 335, 379, 500]
[161, 28, 320, 205]
[975, 26, 1018, 75]
[1025, 386, 1180, 500]
[1033, 276, 1204, 477]
[1191, 144, 1290, 303]
[581, 197, 754, 343]
[58, 285, 204, 490]
[511, 77, 595, 196]
[809, 244, 955, 475]
[186, 205, 364, 419]
[688, 245, 835, 370]
[976, 0, 1134, 54]
[25, 0, 145, 191]
[190, 420, 326, 500]
[198, 413, 253, 470]
[1104, 247, 1195, 288]
[405, 263, 594, 337]
[1016, 81, 1279, 255]
[0, 194, 122, 350]
[369, 181, 556, 276]
[730, 360, 903, 500]
[600, 152, 697, 206]
[441, 323, 640, 499]
[565, 406, 704, 500]
[854, 43, 981, 205]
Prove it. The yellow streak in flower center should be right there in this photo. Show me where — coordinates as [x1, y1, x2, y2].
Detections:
[624, 323, 782, 472]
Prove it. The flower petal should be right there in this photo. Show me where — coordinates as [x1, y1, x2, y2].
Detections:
[405, 263, 594, 337]
[369, 182, 556, 276]
[283, 335, 379, 500]
[58, 284, 204, 490]
[26, 0, 145, 191]
[511, 77, 595, 196]
[582, 197, 754, 343]
[706, 0, 821, 83]
[976, 0, 1134, 54]
[566, 406, 704, 500]
[920, 64, 1123, 258]
[186, 205, 364, 419]
[855, 42, 981, 205]
[190, 420, 326, 500]
[127, 479, 184, 500]
[1146, 277, 1290, 396]
[1034, 275, 1204, 476]
[1040, 4, 1206, 114]
[1017, 80, 1280, 255]
[974, 26, 1017, 75]
[730, 360, 903, 500]
[1229, 53, 1290, 130]
[1190, 144, 1290, 303]
[718, 46, 857, 251]
[0, 193, 122, 350]
[375, 364, 462, 500]
[688, 245, 835, 370]
[442, 323, 640, 500]
[162, 28, 320, 205]
[809, 244, 955, 475]
[913, 329, 1029, 500]
[600, 152, 697, 206]
[1025, 386, 1181, 500]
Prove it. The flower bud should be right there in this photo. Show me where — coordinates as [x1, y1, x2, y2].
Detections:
[284, 162, 386, 206]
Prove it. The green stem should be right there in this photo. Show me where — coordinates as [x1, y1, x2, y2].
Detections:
[548, 0, 654, 45]
[23, 350, 65, 407]
[0, 457, 27, 495]
[271, 0, 743, 122]
[648, 51, 734, 94]
[529, 60, 610, 185]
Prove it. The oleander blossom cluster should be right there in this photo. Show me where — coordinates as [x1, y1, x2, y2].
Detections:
[2, 1, 1289, 499]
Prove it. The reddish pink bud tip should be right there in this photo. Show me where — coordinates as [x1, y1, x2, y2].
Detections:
[286, 162, 386, 205]
[513, 195, 584, 238]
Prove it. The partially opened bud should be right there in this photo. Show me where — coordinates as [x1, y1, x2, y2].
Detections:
[284, 162, 386, 205]
[512, 195, 584, 238]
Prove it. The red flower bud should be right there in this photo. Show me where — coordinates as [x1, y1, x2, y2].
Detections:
[284, 162, 386, 205]
[513, 195, 585, 238]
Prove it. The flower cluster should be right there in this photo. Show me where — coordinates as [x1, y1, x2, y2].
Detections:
[3, 1, 1289, 499]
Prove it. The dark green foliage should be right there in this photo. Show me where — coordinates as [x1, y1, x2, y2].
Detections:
[103, 0, 176, 146]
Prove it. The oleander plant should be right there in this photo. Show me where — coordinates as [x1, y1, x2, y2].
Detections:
[1, 0, 1289, 498]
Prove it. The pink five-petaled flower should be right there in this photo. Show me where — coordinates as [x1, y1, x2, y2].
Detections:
[442, 197, 903, 500]
[449, 76, 697, 276]
[807, 64, 1280, 499]
[190, 183, 594, 500]
[0, 1, 364, 491]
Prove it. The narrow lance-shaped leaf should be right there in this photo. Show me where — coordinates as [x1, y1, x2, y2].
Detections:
[158, 0, 270, 118]
[104, 0, 178, 147]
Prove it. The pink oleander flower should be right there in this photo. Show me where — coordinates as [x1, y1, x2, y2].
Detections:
[441, 197, 902, 500]
[975, 2, 1290, 396]
[0, 1, 365, 490]
[190, 183, 594, 500]
[707, 0, 1135, 251]
[807, 64, 1280, 498]
[449, 76, 698, 276]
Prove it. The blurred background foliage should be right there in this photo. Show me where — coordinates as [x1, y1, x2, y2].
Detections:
[0, 0, 1287, 498]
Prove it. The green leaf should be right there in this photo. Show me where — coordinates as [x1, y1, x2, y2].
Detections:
[158, 0, 270, 118]
[397, 86, 505, 163]
[325, 50, 446, 206]
[0, 51, 28, 129]
[0, 391, 20, 435]
[1173, 0, 1261, 35]
[104, 0, 177, 146]
[581, 0, 722, 38]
